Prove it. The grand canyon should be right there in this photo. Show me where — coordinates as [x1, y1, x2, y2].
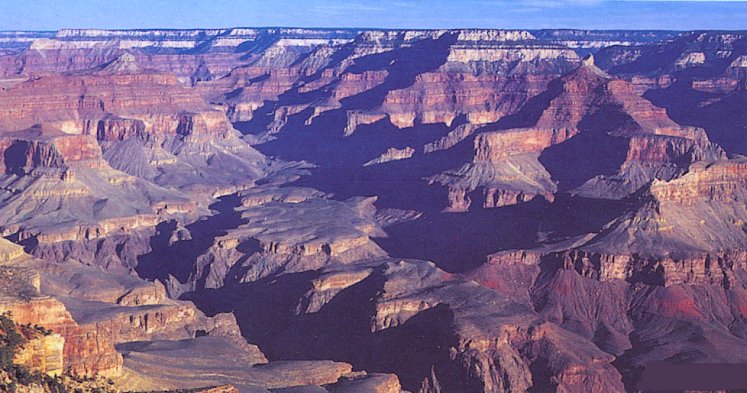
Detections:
[0, 24, 745, 392]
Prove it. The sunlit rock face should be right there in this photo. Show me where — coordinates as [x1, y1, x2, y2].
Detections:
[427, 56, 723, 211]
[0, 54, 268, 192]
[0, 27, 746, 393]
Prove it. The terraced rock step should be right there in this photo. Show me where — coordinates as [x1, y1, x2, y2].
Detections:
[0, 27, 743, 393]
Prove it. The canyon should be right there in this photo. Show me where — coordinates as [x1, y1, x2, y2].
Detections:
[0, 27, 744, 392]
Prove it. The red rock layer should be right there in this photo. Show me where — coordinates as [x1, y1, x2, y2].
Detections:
[382, 73, 556, 128]
[474, 128, 576, 161]
[649, 158, 747, 204]
[0, 297, 122, 376]
[435, 57, 724, 209]
[0, 48, 246, 81]
[0, 128, 104, 173]
[0, 70, 232, 139]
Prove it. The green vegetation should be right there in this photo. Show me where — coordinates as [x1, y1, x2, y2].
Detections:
[0, 312, 223, 393]
[0, 311, 118, 393]
[0, 311, 64, 392]
[0, 311, 23, 371]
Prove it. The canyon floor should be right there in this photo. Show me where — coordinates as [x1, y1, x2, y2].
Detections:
[0, 27, 746, 392]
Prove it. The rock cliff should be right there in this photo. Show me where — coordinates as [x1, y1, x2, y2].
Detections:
[0, 27, 745, 393]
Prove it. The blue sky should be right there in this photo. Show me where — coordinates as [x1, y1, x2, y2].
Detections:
[1, 0, 746, 31]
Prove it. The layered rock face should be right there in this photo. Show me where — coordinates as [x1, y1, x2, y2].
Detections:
[468, 153, 747, 391]
[0, 251, 123, 376]
[481, 156, 747, 268]
[0, 266, 64, 378]
[2, 27, 747, 393]
[215, 29, 580, 138]
[3, 297, 123, 376]
[586, 158, 747, 257]
[0, 28, 360, 84]
[1, 237, 401, 392]
[0, 125, 193, 248]
[0, 237, 247, 378]
[428, 128, 564, 211]
[0, 54, 268, 194]
[0, 50, 268, 276]
[429, 56, 722, 210]
[595, 31, 747, 156]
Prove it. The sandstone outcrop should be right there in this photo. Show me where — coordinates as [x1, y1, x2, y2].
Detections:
[12, 329, 65, 377]
[161, 190, 388, 296]
[430, 55, 721, 210]
[0, 244, 124, 377]
[0, 27, 745, 393]
[0, 275, 123, 376]
[216, 256, 626, 392]
[0, 126, 193, 248]
[113, 336, 401, 392]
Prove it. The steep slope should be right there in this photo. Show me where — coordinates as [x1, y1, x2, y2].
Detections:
[0, 125, 193, 245]
[583, 157, 747, 257]
[596, 31, 747, 155]
[0, 27, 744, 393]
[213, 29, 579, 133]
[467, 154, 747, 390]
[430, 55, 723, 211]
[0, 54, 268, 197]
[0, 238, 404, 392]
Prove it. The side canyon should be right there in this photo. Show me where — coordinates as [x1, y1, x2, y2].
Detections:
[0, 27, 744, 392]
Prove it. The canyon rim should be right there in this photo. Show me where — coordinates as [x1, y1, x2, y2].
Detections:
[0, 0, 746, 392]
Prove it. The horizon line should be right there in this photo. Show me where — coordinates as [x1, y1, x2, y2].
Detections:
[3, 26, 746, 33]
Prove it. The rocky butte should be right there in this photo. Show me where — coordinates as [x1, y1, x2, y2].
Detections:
[0, 27, 743, 392]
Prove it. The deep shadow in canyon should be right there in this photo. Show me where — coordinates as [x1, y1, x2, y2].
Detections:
[374, 194, 631, 273]
[184, 268, 487, 392]
[646, 81, 747, 156]
[245, 68, 635, 274]
[539, 105, 632, 192]
[136, 194, 245, 284]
